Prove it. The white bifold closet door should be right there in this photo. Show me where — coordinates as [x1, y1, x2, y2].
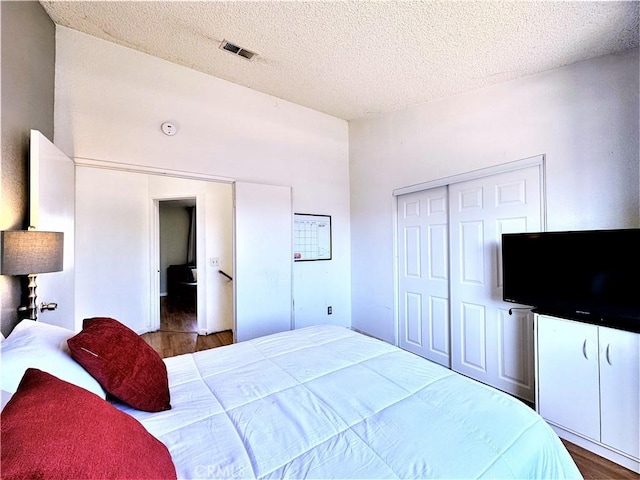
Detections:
[398, 186, 450, 367]
[449, 167, 541, 401]
[397, 165, 541, 401]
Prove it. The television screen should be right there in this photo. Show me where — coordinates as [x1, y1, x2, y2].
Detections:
[502, 229, 640, 332]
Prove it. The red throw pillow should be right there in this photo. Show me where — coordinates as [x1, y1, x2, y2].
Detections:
[67, 317, 171, 412]
[1, 368, 177, 480]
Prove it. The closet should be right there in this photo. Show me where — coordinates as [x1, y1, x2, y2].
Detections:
[396, 159, 543, 401]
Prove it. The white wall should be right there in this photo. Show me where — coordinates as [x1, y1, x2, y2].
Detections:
[349, 49, 639, 342]
[55, 27, 352, 331]
[0, 1, 56, 336]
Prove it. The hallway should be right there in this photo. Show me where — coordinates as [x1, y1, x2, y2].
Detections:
[141, 298, 232, 358]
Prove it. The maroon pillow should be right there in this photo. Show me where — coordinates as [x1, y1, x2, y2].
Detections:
[1, 368, 177, 480]
[67, 317, 170, 412]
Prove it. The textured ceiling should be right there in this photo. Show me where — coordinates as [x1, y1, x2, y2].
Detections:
[40, 1, 639, 121]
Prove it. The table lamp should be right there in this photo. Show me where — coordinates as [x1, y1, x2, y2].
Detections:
[1, 229, 64, 320]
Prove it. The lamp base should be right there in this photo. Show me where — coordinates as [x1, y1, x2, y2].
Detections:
[26, 274, 38, 321]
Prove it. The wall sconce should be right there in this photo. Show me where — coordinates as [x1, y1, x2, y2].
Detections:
[1, 229, 64, 320]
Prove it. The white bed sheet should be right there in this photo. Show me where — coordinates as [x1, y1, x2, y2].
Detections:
[119, 326, 581, 479]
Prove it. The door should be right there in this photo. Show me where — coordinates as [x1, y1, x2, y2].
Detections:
[75, 167, 150, 333]
[449, 166, 541, 400]
[234, 182, 292, 342]
[537, 315, 600, 441]
[29, 130, 76, 330]
[397, 187, 450, 366]
[599, 326, 640, 457]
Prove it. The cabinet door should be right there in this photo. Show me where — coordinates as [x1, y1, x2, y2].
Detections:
[599, 327, 640, 458]
[537, 315, 600, 440]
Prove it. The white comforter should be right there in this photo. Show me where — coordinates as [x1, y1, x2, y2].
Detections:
[119, 326, 581, 479]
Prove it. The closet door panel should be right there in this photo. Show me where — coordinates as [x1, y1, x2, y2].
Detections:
[498, 308, 533, 388]
[404, 292, 422, 345]
[459, 221, 485, 285]
[449, 166, 541, 401]
[460, 302, 487, 372]
[397, 187, 450, 366]
[429, 296, 450, 357]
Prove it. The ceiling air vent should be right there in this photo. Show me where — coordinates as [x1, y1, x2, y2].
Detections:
[220, 40, 257, 60]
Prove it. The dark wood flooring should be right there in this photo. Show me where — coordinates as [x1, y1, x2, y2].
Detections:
[561, 439, 638, 480]
[141, 297, 233, 358]
[142, 312, 637, 480]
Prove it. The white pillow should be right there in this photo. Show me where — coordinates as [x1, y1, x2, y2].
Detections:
[0, 320, 106, 400]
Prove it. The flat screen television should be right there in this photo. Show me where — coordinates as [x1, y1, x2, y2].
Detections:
[502, 229, 640, 333]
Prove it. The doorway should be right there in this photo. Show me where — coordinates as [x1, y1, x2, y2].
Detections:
[148, 183, 235, 357]
[148, 178, 235, 339]
[74, 164, 293, 350]
[159, 199, 198, 334]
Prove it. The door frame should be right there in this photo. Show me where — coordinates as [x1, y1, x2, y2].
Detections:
[74, 158, 294, 341]
[392, 154, 547, 347]
[150, 195, 205, 333]
[75, 158, 235, 335]
[393, 155, 546, 197]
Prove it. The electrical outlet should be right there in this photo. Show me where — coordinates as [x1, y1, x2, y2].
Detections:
[209, 257, 220, 267]
[327, 306, 332, 315]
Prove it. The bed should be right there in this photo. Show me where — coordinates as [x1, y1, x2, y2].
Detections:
[1, 320, 581, 479]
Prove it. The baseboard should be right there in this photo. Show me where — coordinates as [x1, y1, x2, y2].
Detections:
[350, 327, 389, 343]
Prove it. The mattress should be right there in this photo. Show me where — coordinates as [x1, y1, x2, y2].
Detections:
[118, 325, 582, 479]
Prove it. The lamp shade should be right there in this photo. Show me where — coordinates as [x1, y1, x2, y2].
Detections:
[1, 231, 64, 275]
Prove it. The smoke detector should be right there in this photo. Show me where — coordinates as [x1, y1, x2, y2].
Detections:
[220, 40, 257, 60]
[161, 122, 178, 136]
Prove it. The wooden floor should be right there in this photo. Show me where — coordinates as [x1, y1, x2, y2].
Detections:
[143, 318, 637, 480]
[561, 440, 638, 480]
[141, 297, 233, 359]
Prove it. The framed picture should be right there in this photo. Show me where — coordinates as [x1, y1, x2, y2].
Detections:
[293, 214, 331, 261]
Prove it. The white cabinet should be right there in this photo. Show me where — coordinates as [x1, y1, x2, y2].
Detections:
[537, 317, 600, 439]
[536, 314, 639, 473]
[599, 327, 640, 458]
